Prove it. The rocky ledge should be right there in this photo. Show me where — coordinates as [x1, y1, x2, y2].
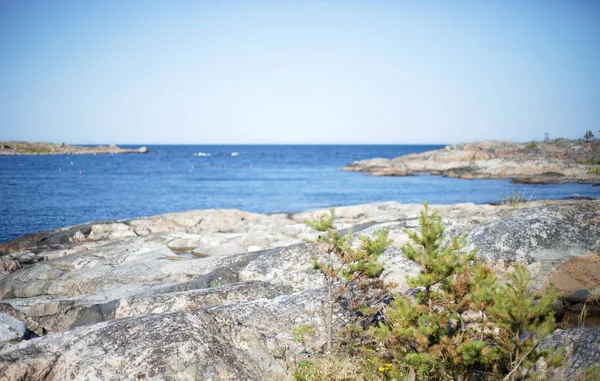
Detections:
[0, 199, 599, 380]
[341, 139, 600, 184]
[0, 141, 148, 155]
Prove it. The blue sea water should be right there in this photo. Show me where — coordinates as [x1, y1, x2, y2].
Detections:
[1, 144, 598, 243]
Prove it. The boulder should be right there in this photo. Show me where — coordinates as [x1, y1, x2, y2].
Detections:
[463, 201, 600, 264]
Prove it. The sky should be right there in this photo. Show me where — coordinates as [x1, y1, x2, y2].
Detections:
[0, 1, 598, 145]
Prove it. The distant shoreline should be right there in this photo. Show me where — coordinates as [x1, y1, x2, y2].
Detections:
[341, 139, 600, 185]
[0, 141, 147, 155]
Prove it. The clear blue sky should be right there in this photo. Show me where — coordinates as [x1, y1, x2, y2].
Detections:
[0, 0, 598, 144]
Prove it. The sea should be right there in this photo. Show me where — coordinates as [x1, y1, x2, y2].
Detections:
[1, 144, 598, 243]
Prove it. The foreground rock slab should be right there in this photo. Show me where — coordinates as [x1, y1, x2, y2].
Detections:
[0, 289, 325, 381]
[0, 199, 599, 380]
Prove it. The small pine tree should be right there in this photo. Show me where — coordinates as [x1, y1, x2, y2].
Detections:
[371, 203, 486, 380]
[488, 264, 561, 380]
[304, 209, 392, 353]
[370, 203, 561, 381]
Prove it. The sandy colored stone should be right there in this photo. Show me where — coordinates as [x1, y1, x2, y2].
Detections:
[550, 251, 600, 300]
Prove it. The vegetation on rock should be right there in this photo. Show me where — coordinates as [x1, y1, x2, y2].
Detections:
[501, 190, 528, 207]
[587, 166, 600, 175]
[303, 209, 392, 352]
[297, 204, 563, 381]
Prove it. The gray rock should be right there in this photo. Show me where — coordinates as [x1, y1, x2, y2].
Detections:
[113, 281, 283, 320]
[24, 281, 283, 333]
[28, 299, 96, 333]
[540, 328, 600, 380]
[70, 231, 86, 243]
[0, 303, 45, 338]
[0, 313, 27, 344]
[88, 223, 138, 241]
[70, 300, 120, 329]
[463, 201, 600, 264]
[193, 244, 246, 257]
[238, 244, 325, 291]
[0, 289, 325, 381]
[566, 289, 592, 303]
[0, 220, 115, 255]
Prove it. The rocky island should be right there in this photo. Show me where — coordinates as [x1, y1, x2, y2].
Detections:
[341, 139, 600, 184]
[0, 200, 599, 380]
[0, 141, 148, 155]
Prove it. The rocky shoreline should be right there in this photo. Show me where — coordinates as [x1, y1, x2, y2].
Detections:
[341, 139, 600, 184]
[0, 200, 599, 380]
[0, 141, 148, 155]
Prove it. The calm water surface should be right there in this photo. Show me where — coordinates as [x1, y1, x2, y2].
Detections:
[1, 145, 598, 243]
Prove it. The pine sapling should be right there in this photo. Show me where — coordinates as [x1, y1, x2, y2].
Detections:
[370, 203, 562, 381]
[489, 263, 561, 381]
[304, 209, 392, 353]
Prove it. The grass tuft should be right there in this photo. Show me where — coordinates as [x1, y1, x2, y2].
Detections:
[587, 166, 600, 175]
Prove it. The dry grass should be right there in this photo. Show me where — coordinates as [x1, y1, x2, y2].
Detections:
[501, 190, 527, 207]
[283, 354, 401, 381]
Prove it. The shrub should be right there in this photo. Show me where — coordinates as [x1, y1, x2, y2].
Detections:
[303, 209, 392, 352]
[524, 141, 538, 149]
[369, 203, 561, 380]
[295, 204, 562, 381]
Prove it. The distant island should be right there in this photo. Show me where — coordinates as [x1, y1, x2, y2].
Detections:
[0, 141, 148, 155]
[341, 139, 600, 184]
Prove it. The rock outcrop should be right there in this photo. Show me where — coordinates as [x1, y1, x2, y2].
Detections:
[341, 139, 600, 184]
[0, 289, 326, 381]
[0, 200, 599, 380]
